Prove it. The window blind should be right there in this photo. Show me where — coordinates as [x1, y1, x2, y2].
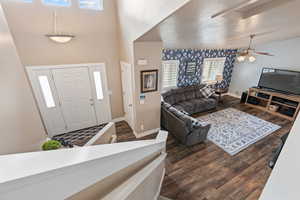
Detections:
[202, 58, 226, 82]
[162, 60, 179, 90]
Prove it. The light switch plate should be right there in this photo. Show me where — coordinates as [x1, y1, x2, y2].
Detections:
[138, 59, 148, 66]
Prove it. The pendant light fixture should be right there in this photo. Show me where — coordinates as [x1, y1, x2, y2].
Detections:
[46, 11, 75, 44]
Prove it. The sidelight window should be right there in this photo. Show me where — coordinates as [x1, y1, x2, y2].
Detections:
[93, 71, 104, 100]
[38, 76, 56, 108]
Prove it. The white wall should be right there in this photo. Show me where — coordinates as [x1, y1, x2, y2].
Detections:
[0, 4, 46, 155]
[229, 37, 300, 96]
[2, 0, 124, 119]
[133, 42, 162, 134]
[115, 0, 190, 135]
[259, 113, 300, 200]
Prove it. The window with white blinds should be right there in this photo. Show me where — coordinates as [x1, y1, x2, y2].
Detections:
[202, 58, 226, 83]
[162, 60, 179, 91]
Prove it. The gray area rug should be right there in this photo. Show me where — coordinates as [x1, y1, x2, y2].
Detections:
[197, 108, 281, 155]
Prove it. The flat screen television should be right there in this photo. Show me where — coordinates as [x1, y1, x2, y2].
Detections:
[258, 68, 300, 95]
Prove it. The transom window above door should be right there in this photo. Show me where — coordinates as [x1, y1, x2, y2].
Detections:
[43, 0, 71, 7]
[202, 57, 226, 84]
[79, 0, 103, 10]
[21, 0, 103, 10]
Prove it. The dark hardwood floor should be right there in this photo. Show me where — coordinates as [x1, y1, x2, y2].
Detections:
[115, 95, 293, 200]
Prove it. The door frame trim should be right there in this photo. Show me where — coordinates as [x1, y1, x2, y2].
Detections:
[26, 63, 112, 136]
[120, 61, 135, 129]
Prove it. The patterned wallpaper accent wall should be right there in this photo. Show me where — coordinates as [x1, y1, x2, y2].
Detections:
[162, 49, 238, 88]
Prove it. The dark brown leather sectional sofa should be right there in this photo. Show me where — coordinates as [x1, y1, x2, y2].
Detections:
[161, 84, 218, 146]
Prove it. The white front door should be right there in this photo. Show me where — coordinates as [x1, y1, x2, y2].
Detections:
[52, 67, 97, 131]
[121, 62, 134, 128]
[27, 63, 112, 137]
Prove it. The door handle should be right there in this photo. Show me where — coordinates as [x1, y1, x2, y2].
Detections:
[129, 104, 133, 107]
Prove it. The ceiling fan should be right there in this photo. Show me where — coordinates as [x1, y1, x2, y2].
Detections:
[234, 34, 274, 63]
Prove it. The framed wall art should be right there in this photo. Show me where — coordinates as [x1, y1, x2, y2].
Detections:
[140, 70, 158, 93]
[185, 61, 197, 76]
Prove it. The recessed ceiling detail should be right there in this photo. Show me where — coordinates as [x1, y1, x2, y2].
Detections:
[211, 0, 296, 19]
[137, 0, 300, 49]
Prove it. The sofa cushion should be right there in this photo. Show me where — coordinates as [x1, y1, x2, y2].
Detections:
[174, 100, 195, 114]
[162, 90, 176, 105]
[184, 87, 196, 100]
[167, 87, 185, 103]
[190, 98, 217, 113]
[170, 104, 189, 115]
[168, 106, 192, 128]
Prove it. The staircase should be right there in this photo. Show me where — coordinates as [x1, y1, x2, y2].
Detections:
[0, 131, 168, 200]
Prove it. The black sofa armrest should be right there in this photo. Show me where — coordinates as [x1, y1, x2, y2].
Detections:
[161, 105, 192, 142]
[185, 124, 211, 146]
[161, 102, 210, 146]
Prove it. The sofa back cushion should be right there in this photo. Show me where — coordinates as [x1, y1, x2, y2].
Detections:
[184, 86, 196, 100]
[162, 88, 186, 104]
[168, 106, 192, 130]
[174, 88, 187, 103]
[162, 84, 208, 105]
[162, 90, 176, 105]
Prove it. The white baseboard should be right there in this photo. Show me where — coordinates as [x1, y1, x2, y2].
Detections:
[226, 92, 241, 99]
[111, 117, 125, 123]
[134, 128, 160, 139]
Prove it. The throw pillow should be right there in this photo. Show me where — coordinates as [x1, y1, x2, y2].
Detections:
[199, 85, 215, 98]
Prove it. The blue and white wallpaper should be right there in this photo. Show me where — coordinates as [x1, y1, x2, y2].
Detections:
[162, 49, 238, 88]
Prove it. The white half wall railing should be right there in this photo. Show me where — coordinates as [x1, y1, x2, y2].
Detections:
[0, 131, 168, 200]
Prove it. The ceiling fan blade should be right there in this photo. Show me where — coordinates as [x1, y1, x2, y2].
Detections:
[255, 51, 274, 56]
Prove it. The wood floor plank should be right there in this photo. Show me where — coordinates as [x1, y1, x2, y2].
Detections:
[115, 95, 293, 200]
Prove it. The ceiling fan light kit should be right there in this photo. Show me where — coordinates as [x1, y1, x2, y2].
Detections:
[237, 55, 246, 62]
[235, 34, 273, 63]
[248, 55, 256, 63]
[46, 11, 75, 44]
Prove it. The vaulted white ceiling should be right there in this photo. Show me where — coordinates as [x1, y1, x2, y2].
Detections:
[137, 0, 300, 49]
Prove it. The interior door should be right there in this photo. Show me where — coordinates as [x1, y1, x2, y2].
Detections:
[121, 62, 134, 128]
[52, 67, 97, 131]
